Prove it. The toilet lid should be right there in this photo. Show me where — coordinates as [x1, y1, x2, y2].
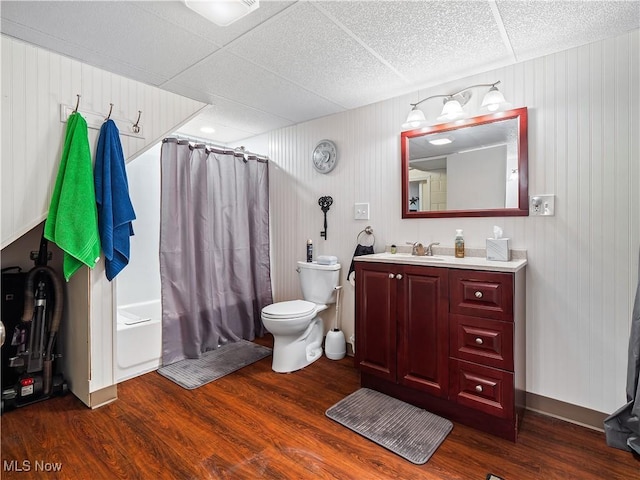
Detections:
[262, 300, 316, 319]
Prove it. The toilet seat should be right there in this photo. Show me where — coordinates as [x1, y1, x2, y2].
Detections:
[262, 300, 316, 319]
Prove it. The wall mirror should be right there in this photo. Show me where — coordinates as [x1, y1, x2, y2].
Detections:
[401, 107, 528, 218]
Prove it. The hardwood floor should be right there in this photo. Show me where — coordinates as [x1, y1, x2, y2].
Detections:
[1, 335, 639, 480]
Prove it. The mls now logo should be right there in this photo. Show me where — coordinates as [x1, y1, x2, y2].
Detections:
[4, 459, 63, 472]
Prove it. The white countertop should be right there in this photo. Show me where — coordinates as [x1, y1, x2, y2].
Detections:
[354, 252, 527, 273]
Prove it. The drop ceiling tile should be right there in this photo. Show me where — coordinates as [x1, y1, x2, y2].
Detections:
[2, 0, 638, 143]
[165, 50, 345, 123]
[2, 18, 166, 86]
[176, 98, 293, 144]
[1, 1, 219, 85]
[134, 0, 297, 48]
[226, 2, 409, 109]
[497, 0, 640, 61]
[175, 111, 259, 145]
[316, 1, 511, 86]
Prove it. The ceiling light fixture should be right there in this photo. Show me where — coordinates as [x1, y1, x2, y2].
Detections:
[200, 126, 216, 134]
[428, 136, 453, 146]
[184, 0, 260, 27]
[401, 81, 510, 130]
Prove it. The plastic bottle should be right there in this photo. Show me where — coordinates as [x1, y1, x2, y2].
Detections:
[455, 229, 465, 258]
[306, 239, 313, 262]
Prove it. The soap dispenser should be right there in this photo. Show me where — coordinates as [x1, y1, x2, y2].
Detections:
[455, 229, 465, 258]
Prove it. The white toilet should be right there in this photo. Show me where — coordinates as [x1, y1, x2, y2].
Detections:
[262, 261, 341, 373]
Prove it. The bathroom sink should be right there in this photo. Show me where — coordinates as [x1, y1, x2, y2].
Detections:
[373, 252, 448, 262]
[410, 255, 446, 262]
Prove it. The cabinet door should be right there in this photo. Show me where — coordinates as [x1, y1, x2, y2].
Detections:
[397, 265, 449, 397]
[355, 263, 398, 382]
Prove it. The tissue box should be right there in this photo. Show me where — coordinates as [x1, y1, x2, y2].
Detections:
[486, 238, 511, 262]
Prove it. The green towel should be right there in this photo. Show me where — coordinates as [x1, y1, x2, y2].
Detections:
[44, 112, 101, 281]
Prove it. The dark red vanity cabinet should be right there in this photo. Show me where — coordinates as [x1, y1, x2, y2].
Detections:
[355, 263, 449, 397]
[354, 262, 397, 382]
[355, 261, 526, 442]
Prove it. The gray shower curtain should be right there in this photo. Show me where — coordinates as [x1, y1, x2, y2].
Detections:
[159, 138, 272, 365]
[604, 247, 640, 453]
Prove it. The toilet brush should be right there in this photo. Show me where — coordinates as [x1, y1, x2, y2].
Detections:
[325, 286, 346, 360]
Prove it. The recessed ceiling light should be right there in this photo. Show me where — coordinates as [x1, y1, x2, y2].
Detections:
[428, 137, 453, 146]
[184, 0, 260, 27]
[200, 126, 216, 134]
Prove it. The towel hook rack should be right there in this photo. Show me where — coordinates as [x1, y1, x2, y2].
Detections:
[132, 110, 142, 134]
[73, 94, 81, 113]
[105, 103, 114, 120]
[356, 226, 375, 246]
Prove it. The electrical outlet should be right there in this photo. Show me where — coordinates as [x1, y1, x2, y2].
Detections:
[530, 195, 555, 216]
[354, 202, 370, 220]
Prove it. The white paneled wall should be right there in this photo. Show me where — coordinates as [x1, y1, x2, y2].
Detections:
[266, 30, 639, 414]
[0, 35, 206, 404]
[1, 35, 206, 248]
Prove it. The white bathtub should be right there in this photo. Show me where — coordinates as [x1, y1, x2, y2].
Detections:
[116, 300, 162, 383]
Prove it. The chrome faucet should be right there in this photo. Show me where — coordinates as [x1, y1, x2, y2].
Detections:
[411, 241, 425, 256]
[425, 242, 440, 256]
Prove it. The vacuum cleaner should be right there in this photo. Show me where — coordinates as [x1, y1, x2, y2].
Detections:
[1, 235, 67, 413]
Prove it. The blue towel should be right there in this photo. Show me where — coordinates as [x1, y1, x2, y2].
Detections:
[94, 119, 136, 281]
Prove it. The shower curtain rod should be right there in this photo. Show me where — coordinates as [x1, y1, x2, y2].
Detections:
[166, 134, 269, 162]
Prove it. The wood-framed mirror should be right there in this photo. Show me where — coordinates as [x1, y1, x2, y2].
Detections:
[401, 107, 528, 218]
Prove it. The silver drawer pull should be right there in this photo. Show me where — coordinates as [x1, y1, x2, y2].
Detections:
[475, 337, 484, 345]
[396, 274, 403, 280]
[474, 291, 483, 299]
[475, 385, 483, 393]
[388, 273, 395, 279]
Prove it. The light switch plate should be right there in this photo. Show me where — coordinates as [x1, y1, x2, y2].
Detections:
[530, 195, 555, 216]
[354, 202, 370, 220]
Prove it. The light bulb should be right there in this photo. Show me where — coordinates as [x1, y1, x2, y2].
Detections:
[482, 87, 507, 111]
[402, 107, 426, 130]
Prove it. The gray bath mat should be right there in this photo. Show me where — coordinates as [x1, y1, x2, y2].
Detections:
[325, 388, 453, 464]
[157, 340, 271, 390]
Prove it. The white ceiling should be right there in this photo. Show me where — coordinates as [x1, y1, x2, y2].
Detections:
[2, 1, 638, 144]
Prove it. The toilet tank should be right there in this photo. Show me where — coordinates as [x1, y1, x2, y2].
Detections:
[297, 261, 341, 305]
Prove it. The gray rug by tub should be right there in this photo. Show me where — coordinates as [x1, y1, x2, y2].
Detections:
[325, 388, 453, 465]
[157, 340, 271, 390]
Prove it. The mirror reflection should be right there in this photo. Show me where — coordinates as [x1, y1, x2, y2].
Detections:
[401, 108, 528, 218]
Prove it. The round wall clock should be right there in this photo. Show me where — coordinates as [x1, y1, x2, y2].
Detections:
[312, 139, 338, 174]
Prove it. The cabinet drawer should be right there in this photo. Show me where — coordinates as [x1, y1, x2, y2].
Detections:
[450, 359, 514, 419]
[449, 270, 513, 321]
[450, 314, 513, 370]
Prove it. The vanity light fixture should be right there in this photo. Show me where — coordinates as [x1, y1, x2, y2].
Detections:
[402, 81, 510, 130]
[403, 106, 427, 130]
[482, 84, 508, 112]
[184, 0, 259, 27]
